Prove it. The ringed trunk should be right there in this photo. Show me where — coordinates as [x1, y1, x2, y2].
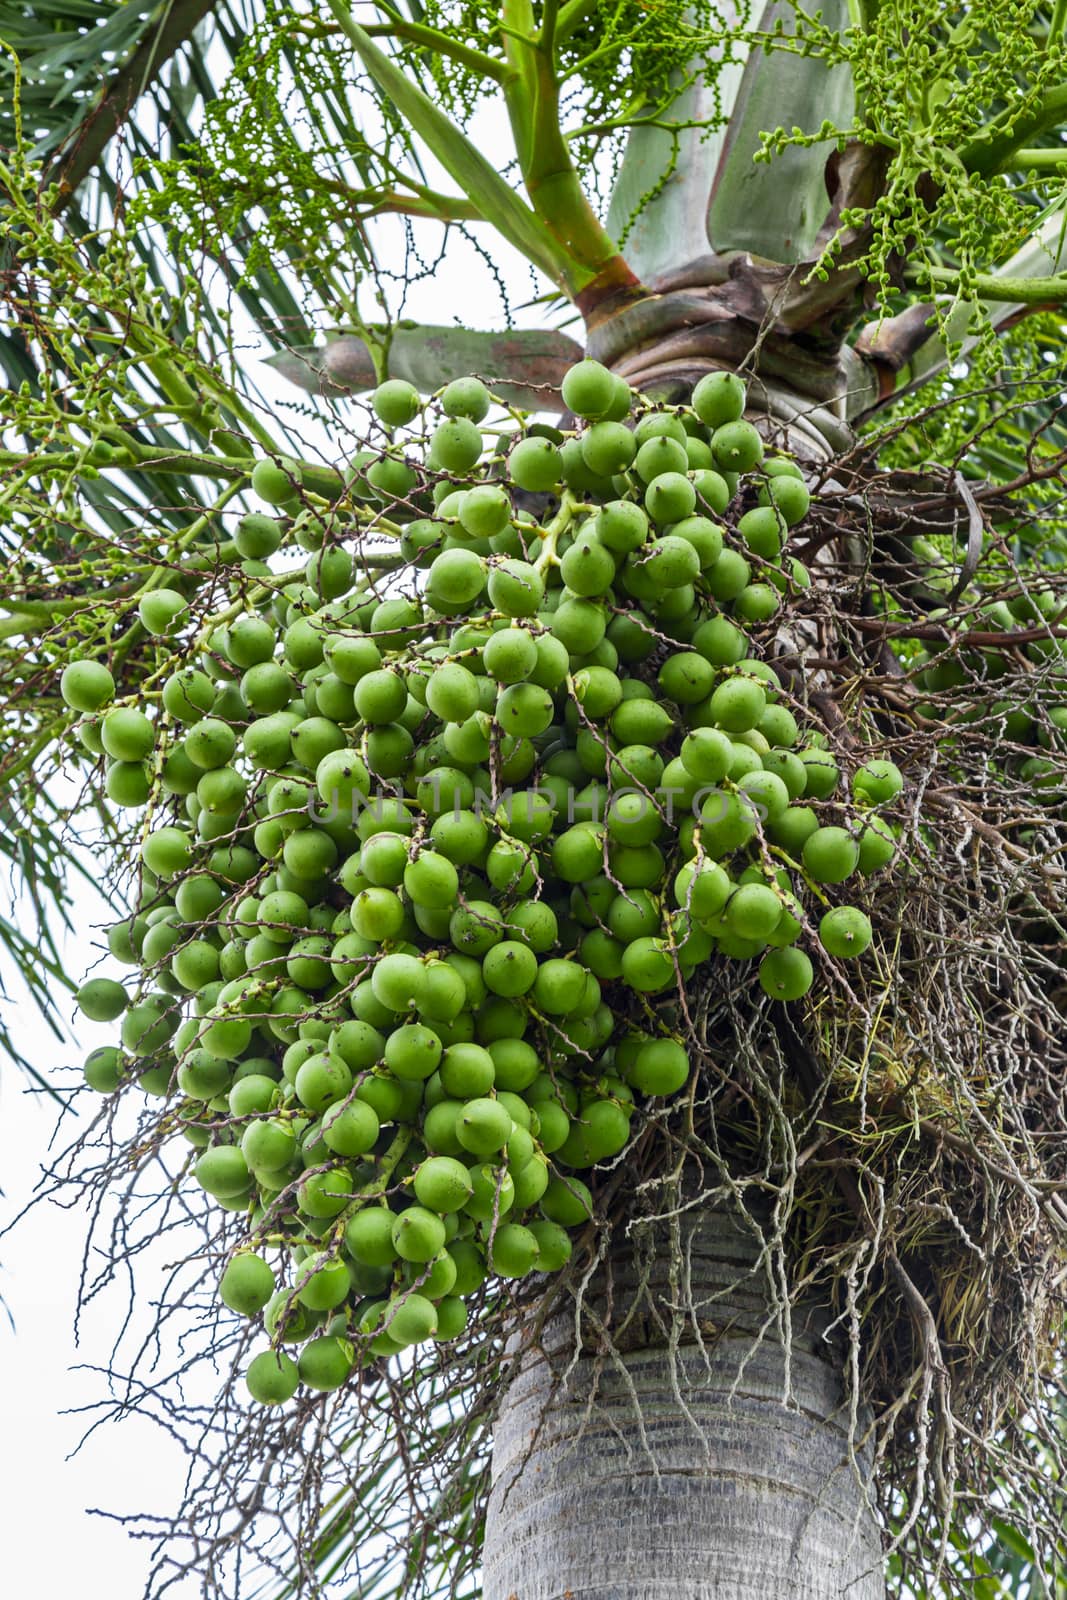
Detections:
[482, 1198, 885, 1600]
[483, 351, 885, 1600]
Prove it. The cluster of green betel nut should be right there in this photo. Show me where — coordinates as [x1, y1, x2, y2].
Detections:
[66, 361, 903, 1406]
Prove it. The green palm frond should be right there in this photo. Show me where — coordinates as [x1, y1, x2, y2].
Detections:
[0, 1, 215, 186]
[0, 0, 325, 370]
[0, 1, 333, 1078]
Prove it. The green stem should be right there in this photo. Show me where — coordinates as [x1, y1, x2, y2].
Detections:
[0, 443, 344, 498]
[0, 593, 130, 637]
[917, 264, 1067, 304]
[555, 0, 598, 46]
[501, 0, 538, 157]
[500, 1, 637, 298]
[356, 1127, 412, 1200]
[994, 146, 1067, 171]
[327, 0, 576, 291]
[362, 185, 484, 223]
[200, 166, 483, 224]
[0, 612, 61, 641]
[962, 84, 1067, 175]
[0, 445, 239, 479]
[95, 328, 266, 460]
[534, 491, 577, 575]
[363, 14, 510, 82]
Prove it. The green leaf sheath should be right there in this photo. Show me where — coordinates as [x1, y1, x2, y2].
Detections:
[706, 0, 855, 264]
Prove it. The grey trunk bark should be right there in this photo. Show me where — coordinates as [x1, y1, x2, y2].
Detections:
[484, 369, 881, 1600]
[482, 1201, 886, 1600]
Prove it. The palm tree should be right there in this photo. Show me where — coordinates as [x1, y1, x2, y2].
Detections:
[2, 2, 1066, 1596]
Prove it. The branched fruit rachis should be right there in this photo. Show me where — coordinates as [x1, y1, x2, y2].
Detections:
[69, 363, 920, 1401]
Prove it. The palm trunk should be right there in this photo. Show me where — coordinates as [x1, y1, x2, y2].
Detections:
[482, 1198, 885, 1600]
[484, 353, 884, 1600]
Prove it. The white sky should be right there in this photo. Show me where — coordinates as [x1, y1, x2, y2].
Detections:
[1, 858, 210, 1594]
